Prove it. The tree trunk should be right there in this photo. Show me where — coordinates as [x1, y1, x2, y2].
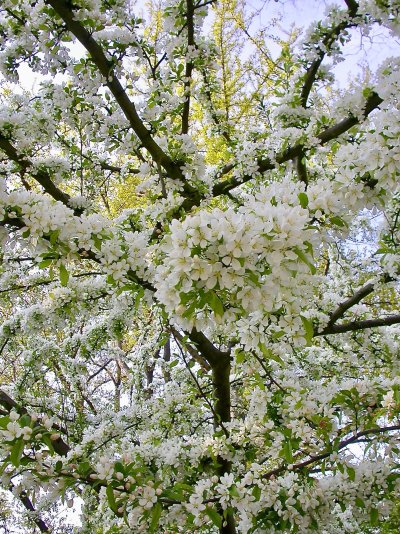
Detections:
[211, 354, 236, 534]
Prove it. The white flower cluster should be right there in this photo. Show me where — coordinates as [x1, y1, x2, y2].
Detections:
[155, 179, 319, 346]
[0, 410, 32, 442]
[0, 180, 151, 284]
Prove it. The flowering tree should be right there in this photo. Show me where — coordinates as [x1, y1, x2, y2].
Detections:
[0, 0, 400, 532]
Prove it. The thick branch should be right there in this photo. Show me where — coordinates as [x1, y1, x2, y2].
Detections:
[263, 424, 400, 480]
[189, 330, 235, 533]
[9, 482, 50, 532]
[181, 0, 195, 135]
[300, 2, 358, 107]
[296, 152, 308, 186]
[45, 0, 185, 185]
[326, 281, 376, 327]
[0, 389, 70, 456]
[189, 329, 229, 366]
[314, 275, 397, 336]
[344, 0, 359, 11]
[171, 328, 211, 371]
[0, 135, 73, 208]
[316, 313, 400, 336]
[211, 353, 231, 426]
[211, 91, 383, 198]
[318, 92, 383, 144]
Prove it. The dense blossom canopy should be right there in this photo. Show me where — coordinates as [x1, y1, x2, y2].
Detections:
[0, 0, 399, 532]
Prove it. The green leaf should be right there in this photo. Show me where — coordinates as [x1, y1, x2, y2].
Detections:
[362, 87, 373, 99]
[55, 460, 63, 471]
[114, 461, 125, 474]
[209, 292, 224, 317]
[236, 350, 246, 364]
[205, 507, 222, 528]
[162, 488, 184, 501]
[298, 192, 309, 208]
[149, 501, 162, 532]
[182, 301, 198, 319]
[19, 414, 31, 427]
[0, 416, 10, 429]
[228, 485, 240, 498]
[173, 483, 193, 494]
[42, 434, 55, 454]
[282, 439, 293, 463]
[270, 330, 285, 341]
[19, 456, 35, 466]
[92, 235, 102, 251]
[300, 316, 314, 345]
[50, 229, 60, 245]
[246, 270, 261, 286]
[370, 508, 379, 526]
[59, 264, 69, 286]
[252, 485, 261, 501]
[38, 258, 53, 269]
[106, 485, 118, 513]
[0, 458, 11, 476]
[10, 438, 24, 467]
[77, 461, 91, 476]
[347, 466, 356, 481]
[293, 248, 316, 275]
[393, 385, 400, 403]
[330, 215, 348, 228]
[355, 496, 365, 508]
[259, 344, 284, 365]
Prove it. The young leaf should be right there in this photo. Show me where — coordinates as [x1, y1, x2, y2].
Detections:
[370, 508, 379, 526]
[106, 485, 118, 514]
[205, 507, 222, 528]
[38, 258, 53, 269]
[42, 434, 55, 454]
[355, 496, 365, 508]
[347, 466, 356, 481]
[10, 438, 24, 467]
[298, 192, 309, 208]
[282, 439, 293, 463]
[209, 291, 224, 317]
[150, 501, 162, 532]
[236, 350, 246, 364]
[59, 264, 69, 286]
[259, 344, 284, 365]
[294, 248, 316, 275]
[300, 316, 314, 345]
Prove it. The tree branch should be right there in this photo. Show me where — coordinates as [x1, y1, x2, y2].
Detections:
[181, 0, 195, 135]
[210, 91, 383, 199]
[0, 389, 70, 456]
[170, 328, 211, 371]
[263, 424, 400, 479]
[300, 2, 359, 107]
[316, 313, 400, 336]
[188, 329, 236, 533]
[45, 0, 187, 186]
[9, 482, 50, 532]
[325, 280, 376, 327]
[0, 135, 74, 209]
